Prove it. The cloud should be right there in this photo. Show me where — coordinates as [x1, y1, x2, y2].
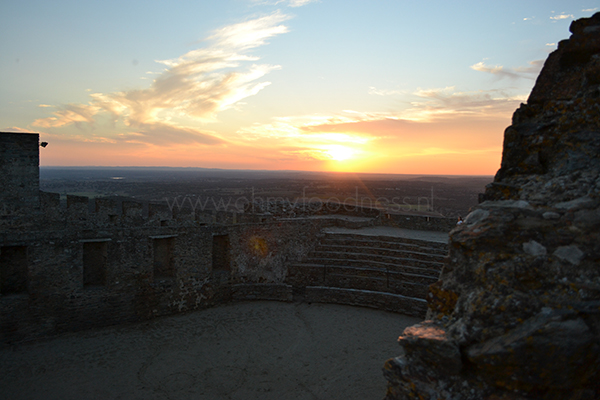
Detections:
[277, 147, 328, 161]
[236, 112, 377, 163]
[118, 122, 225, 146]
[234, 85, 516, 163]
[470, 59, 543, 80]
[583, 8, 598, 12]
[240, 84, 523, 144]
[288, 0, 319, 7]
[404, 86, 527, 122]
[238, 112, 378, 141]
[32, 12, 290, 146]
[2, 126, 34, 133]
[249, 0, 318, 7]
[550, 13, 574, 21]
[33, 103, 100, 128]
[412, 86, 520, 107]
[368, 86, 406, 96]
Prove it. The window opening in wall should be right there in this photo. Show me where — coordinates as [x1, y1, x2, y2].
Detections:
[153, 237, 175, 279]
[0, 246, 28, 295]
[212, 235, 231, 272]
[82, 241, 108, 287]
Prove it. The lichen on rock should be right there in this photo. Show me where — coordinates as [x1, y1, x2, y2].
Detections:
[384, 12, 600, 400]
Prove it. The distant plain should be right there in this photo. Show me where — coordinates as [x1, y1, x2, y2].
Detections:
[40, 167, 492, 218]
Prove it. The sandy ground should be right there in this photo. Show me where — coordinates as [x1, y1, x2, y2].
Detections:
[0, 301, 419, 400]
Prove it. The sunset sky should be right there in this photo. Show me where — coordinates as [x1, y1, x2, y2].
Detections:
[1, 1, 596, 175]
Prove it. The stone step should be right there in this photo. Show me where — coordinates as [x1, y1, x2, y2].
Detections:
[325, 266, 433, 297]
[325, 272, 389, 293]
[288, 232, 445, 308]
[326, 264, 387, 279]
[311, 247, 446, 264]
[386, 279, 430, 299]
[326, 264, 439, 284]
[288, 263, 439, 291]
[303, 256, 443, 276]
[387, 269, 439, 287]
[317, 242, 447, 258]
[322, 234, 448, 253]
[304, 286, 428, 318]
[321, 242, 448, 258]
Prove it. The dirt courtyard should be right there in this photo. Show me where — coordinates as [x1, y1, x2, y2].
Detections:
[0, 301, 420, 400]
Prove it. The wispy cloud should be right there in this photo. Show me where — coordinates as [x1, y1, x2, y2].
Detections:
[2, 126, 34, 133]
[241, 84, 523, 140]
[403, 86, 526, 121]
[33, 12, 291, 146]
[583, 8, 598, 12]
[240, 117, 372, 142]
[34, 104, 100, 128]
[288, 0, 319, 7]
[249, 0, 319, 7]
[118, 122, 223, 146]
[470, 59, 543, 80]
[368, 86, 406, 96]
[550, 13, 574, 21]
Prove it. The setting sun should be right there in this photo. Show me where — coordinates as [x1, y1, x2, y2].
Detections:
[326, 145, 356, 161]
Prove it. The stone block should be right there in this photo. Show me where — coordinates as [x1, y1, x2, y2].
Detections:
[66, 195, 88, 221]
[398, 321, 462, 378]
[466, 311, 600, 391]
[148, 203, 171, 221]
[122, 200, 143, 218]
[95, 198, 117, 215]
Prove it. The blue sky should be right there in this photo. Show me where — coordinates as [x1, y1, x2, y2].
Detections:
[1, 1, 597, 174]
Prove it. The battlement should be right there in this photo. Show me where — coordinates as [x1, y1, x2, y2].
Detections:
[29, 189, 456, 231]
[0, 132, 40, 212]
[34, 192, 240, 228]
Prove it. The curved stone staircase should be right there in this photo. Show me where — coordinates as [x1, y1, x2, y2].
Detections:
[287, 231, 448, 318]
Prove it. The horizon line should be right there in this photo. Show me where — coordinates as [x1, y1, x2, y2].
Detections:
[39, 165, 494, 177]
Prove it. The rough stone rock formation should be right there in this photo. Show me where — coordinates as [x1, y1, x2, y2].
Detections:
[384, 13, 600, 400]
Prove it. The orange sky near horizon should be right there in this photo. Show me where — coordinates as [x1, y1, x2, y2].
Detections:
[36, 114, 509, 175]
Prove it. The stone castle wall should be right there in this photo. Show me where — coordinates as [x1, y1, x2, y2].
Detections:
[1, 222, 328, 342]
[0, 135, 451, 344]
[0, 194, 449, 343]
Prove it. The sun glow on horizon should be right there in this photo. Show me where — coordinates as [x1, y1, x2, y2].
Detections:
[325, 145, 357, 161]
